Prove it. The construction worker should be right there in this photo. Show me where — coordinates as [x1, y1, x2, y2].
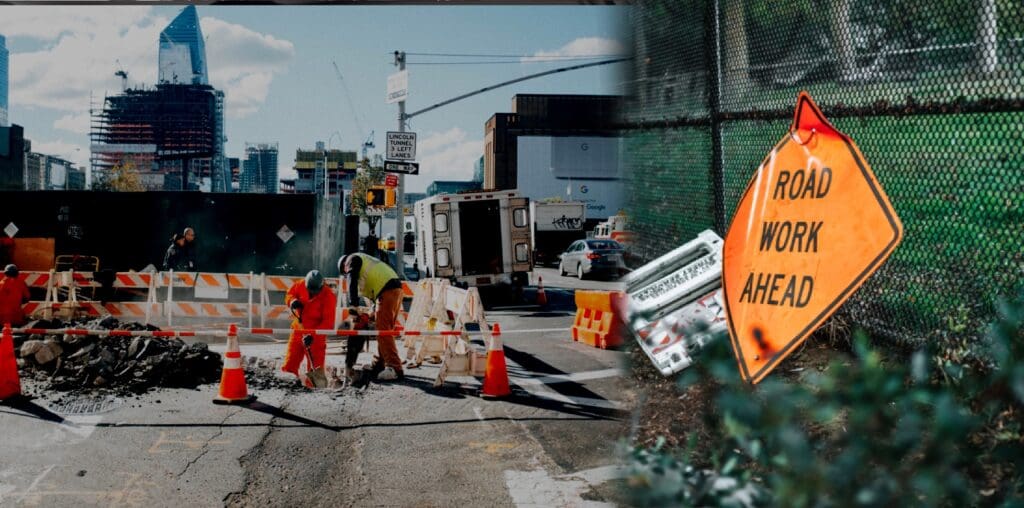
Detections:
[0, 264, 31, 327]
[162, 233, 189, 271]
[281, 270, 336, 385]
[182, 227, 197, 270]
[339, 253, 404, 381]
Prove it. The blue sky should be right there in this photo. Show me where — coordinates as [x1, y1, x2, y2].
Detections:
[0, 5, 628, 192]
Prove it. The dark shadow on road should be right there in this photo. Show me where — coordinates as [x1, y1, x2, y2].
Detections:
[73, 415, 597, 431]
[401, 374, 626, 420]
[504, 345, 620, 402]
[240, 401, 339, 432]
[0, 396, 70, 425]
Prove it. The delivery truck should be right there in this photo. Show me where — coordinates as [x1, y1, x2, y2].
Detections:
[414, 190, 533, 287]
[530, 201, 587, 267]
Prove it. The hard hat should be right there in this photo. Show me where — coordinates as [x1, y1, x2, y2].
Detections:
[305, 270, 324, 295]
[3, 264, 17, 277]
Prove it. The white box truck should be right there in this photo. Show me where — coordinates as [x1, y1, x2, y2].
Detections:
[530, 201, 587, 267]
[414, 190, 533, 287]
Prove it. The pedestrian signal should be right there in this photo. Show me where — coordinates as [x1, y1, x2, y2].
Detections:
[366, 187, 387, 207]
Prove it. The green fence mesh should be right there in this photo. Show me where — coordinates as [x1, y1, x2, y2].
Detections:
[625, 0, 1024, 346]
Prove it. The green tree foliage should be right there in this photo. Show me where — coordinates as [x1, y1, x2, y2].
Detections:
[93, 159, 145, 192]
[627, 286, 1024, 506]
[350, 158, 385, 228]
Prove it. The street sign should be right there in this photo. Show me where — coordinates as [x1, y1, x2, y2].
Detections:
[386, 131, 417, 160]
[722, 92, 903, 384]
[385, 174, 399, 188]
[386, 70, 408, 104]
[384, 160, 419, 175]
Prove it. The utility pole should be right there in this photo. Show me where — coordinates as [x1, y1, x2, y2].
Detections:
[393, 50, 406, 278]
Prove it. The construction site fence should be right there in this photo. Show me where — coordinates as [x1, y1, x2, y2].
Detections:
[626, 0, 1024, 348]
[17, 269, 414, 328]
[8, 325, 572, 340]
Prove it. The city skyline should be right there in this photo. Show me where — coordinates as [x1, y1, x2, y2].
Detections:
[0, 5, 627, 192]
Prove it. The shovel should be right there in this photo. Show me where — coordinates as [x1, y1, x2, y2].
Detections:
[302, 334, 329, 388]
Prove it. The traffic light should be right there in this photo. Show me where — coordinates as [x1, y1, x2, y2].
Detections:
[366, 186, 386, 207]
[384, 188, 396, 208]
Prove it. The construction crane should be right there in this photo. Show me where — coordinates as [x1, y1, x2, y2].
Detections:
[331, 60, 368, 145]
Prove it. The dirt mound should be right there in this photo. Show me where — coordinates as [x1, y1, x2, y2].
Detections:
[14, 317, 222, 395]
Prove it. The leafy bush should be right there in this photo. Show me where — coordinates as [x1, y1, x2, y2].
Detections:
[626, 287, 1024, 507]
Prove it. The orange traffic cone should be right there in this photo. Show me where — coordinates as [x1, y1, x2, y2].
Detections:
[536, 277, 548, 307]
[480, 323, 510, 399]
[0, 324, 22, 401]
[213, 324, 257, 405]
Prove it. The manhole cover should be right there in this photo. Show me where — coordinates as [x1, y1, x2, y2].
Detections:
[48, 396, 123, 416]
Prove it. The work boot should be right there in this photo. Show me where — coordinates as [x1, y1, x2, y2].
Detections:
[344, 367, 358, 383]
[376, 367, 404, 382]
[363, 361, 385, 378]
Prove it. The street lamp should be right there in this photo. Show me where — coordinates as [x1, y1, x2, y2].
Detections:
[326, 131, 342, 197]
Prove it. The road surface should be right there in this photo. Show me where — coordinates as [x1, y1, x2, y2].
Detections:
[0, 278, 633, 506]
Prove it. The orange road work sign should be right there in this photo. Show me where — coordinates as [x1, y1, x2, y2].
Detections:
[722, 92, 903, 384]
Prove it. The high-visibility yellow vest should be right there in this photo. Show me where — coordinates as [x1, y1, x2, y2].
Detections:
[350, 253, 398, 300]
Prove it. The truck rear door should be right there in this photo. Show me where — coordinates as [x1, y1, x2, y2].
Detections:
[508, 197, 532, 272]
[431, 203, 455, 278]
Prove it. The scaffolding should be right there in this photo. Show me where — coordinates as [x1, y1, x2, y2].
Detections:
[90, 84, 219, 190]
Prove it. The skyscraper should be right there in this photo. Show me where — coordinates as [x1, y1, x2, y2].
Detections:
[159, 6, 208, 85]
[0, 34, 9, 127]
[241, 143, 278, 194]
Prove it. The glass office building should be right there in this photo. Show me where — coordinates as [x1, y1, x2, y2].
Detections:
[158, 6, 208, 85]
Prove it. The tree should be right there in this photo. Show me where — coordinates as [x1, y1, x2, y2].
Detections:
[350, 157, 385, 230]
[94, 158, 145, 192]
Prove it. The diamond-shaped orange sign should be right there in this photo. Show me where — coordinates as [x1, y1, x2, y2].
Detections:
[723, 92, 903, 384]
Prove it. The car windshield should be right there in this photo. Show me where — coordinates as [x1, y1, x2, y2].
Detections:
[586, 240, 622, 250]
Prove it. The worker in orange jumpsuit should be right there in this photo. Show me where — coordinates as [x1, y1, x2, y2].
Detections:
[281, 270, 336, 385]
[0, 264, 31, 327]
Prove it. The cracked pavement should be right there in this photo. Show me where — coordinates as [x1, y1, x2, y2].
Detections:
[0, 308, 631, 506]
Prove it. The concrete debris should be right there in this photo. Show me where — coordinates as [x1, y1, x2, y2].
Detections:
[13, 317, 222, 395]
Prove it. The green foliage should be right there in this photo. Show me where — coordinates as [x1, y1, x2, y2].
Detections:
[627, 287, 1024, 506]
[350, 159, 385, 228]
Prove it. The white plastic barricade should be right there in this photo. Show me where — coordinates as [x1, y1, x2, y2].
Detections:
[623, 230, 727, 376]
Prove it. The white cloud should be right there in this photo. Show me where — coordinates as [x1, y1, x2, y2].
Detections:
[522, 37, 626, 63]
[202, 17, 295, 119]
[0, 8, 293, 121]
[53, 112, 92, 134]
[406, 128, 483, 193]
[0, 7, 153, 41]
[5, 10, 166, 112]
[31, 139, 89, 168]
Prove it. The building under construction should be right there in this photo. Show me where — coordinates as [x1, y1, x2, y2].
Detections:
[280, 142, 357, 196]
[90, 83, 227, 191]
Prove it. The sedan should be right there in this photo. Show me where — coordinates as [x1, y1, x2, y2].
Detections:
[558, 239, 627, 280]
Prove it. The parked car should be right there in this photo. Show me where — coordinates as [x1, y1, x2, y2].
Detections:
[558, 239, 627, 280]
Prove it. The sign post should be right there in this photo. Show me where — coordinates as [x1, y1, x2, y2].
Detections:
[722, 92, 903, 384]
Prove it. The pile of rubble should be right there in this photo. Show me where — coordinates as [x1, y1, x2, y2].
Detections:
[14, 317, 222, 395]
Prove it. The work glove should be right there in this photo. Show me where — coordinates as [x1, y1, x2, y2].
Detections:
[302, 334, 314, 348]
[290, 299, 304, 312]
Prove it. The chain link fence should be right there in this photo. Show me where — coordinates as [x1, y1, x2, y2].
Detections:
[624, 0, 1024, 347]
